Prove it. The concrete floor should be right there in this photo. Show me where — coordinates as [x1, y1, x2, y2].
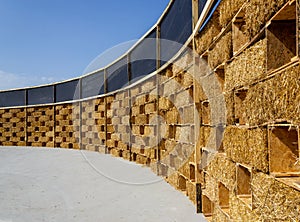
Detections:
[0, 147, 206, 222]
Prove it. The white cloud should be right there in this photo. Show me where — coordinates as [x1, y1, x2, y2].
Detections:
[0, 70, 56, 90]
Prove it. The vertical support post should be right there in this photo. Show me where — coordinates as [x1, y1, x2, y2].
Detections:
[192, 0, 199, 30]
[53, 85, 56, 148]
[156, 25, 161, 175]
[127, 54, 132, 161]
[79, 78, 83, 150]
[196, 183, 203, 213]
[192, 0, 203, 211]
[25, 89, 28, 146]
[104, 69, 108, 154]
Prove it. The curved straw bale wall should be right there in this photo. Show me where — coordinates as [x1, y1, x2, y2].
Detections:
[1, 0, 300, 220]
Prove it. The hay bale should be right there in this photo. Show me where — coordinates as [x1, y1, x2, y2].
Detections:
[206, 153, 236, 190]
[212, 206, 231, 222]
[229, 193, 260, 221]
[172, 51, 193, 76]
[219, 0, 246, 28]
[208, 31, 232, 69]
[225, 38, 267, 91]
[225, 91, 235, 125]
[186, 181, 197, 205]
[199, 126, 211, 148]
[245, 0, 289, 38]
[244, 64, 300, 125]
[166, 171, 179, 188]
[194, 81, 207, 103]
[203, 173, 218, 202]
[195, 13, 222, 55]
[252, 172, 300, 221]
[223, 126, 268, 172]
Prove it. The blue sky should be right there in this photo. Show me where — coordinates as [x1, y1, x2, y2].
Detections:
[0, 0, 169, 90]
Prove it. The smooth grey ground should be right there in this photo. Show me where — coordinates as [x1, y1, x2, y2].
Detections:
[0, 147, 206, 222]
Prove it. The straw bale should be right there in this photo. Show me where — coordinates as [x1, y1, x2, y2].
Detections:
[141, 80, 155, 93]
[223, 126, 268, 172]
[2, 141, 14, 146]
[224, 91, 234, 125]
[199, 126, 211, 148]
[208, 31, 232, 69]
[212, 206, 231, 222]
[245, 0, 289, 38]
[175, 90, 193, 107]
[182, 105, 194, 124]
[115, 91, 127, 100]
[175, 126, 194, 143]
[225, 39, 267, 91]
[121, 150, 131, 160]
[244, 64, 300, 125]
[172, 52, 193, 76]
[136, 154, 148, 165]
[203, 173, 218, 202]
[252, 172, 300, 221]
[195, 13, 222, 55]
[206, 153, 236, 190]
[182, 72, 194, 89]
[105, 95, 115, 104]
[145, 102, 156, 114]
[134, 115, 148, 125]
[229, 193, 260, 221]
[194, 80, 207, 103]
[201, 101, 210, 125]
[166, 171, 179, 188]
[178, 157, 193, 179]
[186, 181, 196, 205]
[158, 97, 172, 110]
[165, 108, 179, 124]
[219, 0, 246, 28]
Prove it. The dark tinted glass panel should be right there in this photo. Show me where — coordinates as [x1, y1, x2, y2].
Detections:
[0, 90, 25, 107]
[82, 71, 105, 98]
[56, 79, 80, 102]
[28, 86, 54, 105]
[199, 0, 207, 17]
[107, 57, 128, 93]
[160, 0, 192, 65]
[130, 29, 157, 82]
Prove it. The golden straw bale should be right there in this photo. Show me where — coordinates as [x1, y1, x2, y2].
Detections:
[208, 31, 232, 69]
[229, 193, 260, 221]
[195, 13, 221, 55]
[225, 39, 267, 91]
[186, 181, 196, 205]
[252, 172, 300, 221]
[245, 0, 289, 38]
[219, 0, 246, 27]
[212, 206, 231, 222]
[223, 126, 268, 172]
[224, 91, 234, 125]
[203, 173, 218, 202]
[206, 153, 236, 190]
[244, 64, 300, 125]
